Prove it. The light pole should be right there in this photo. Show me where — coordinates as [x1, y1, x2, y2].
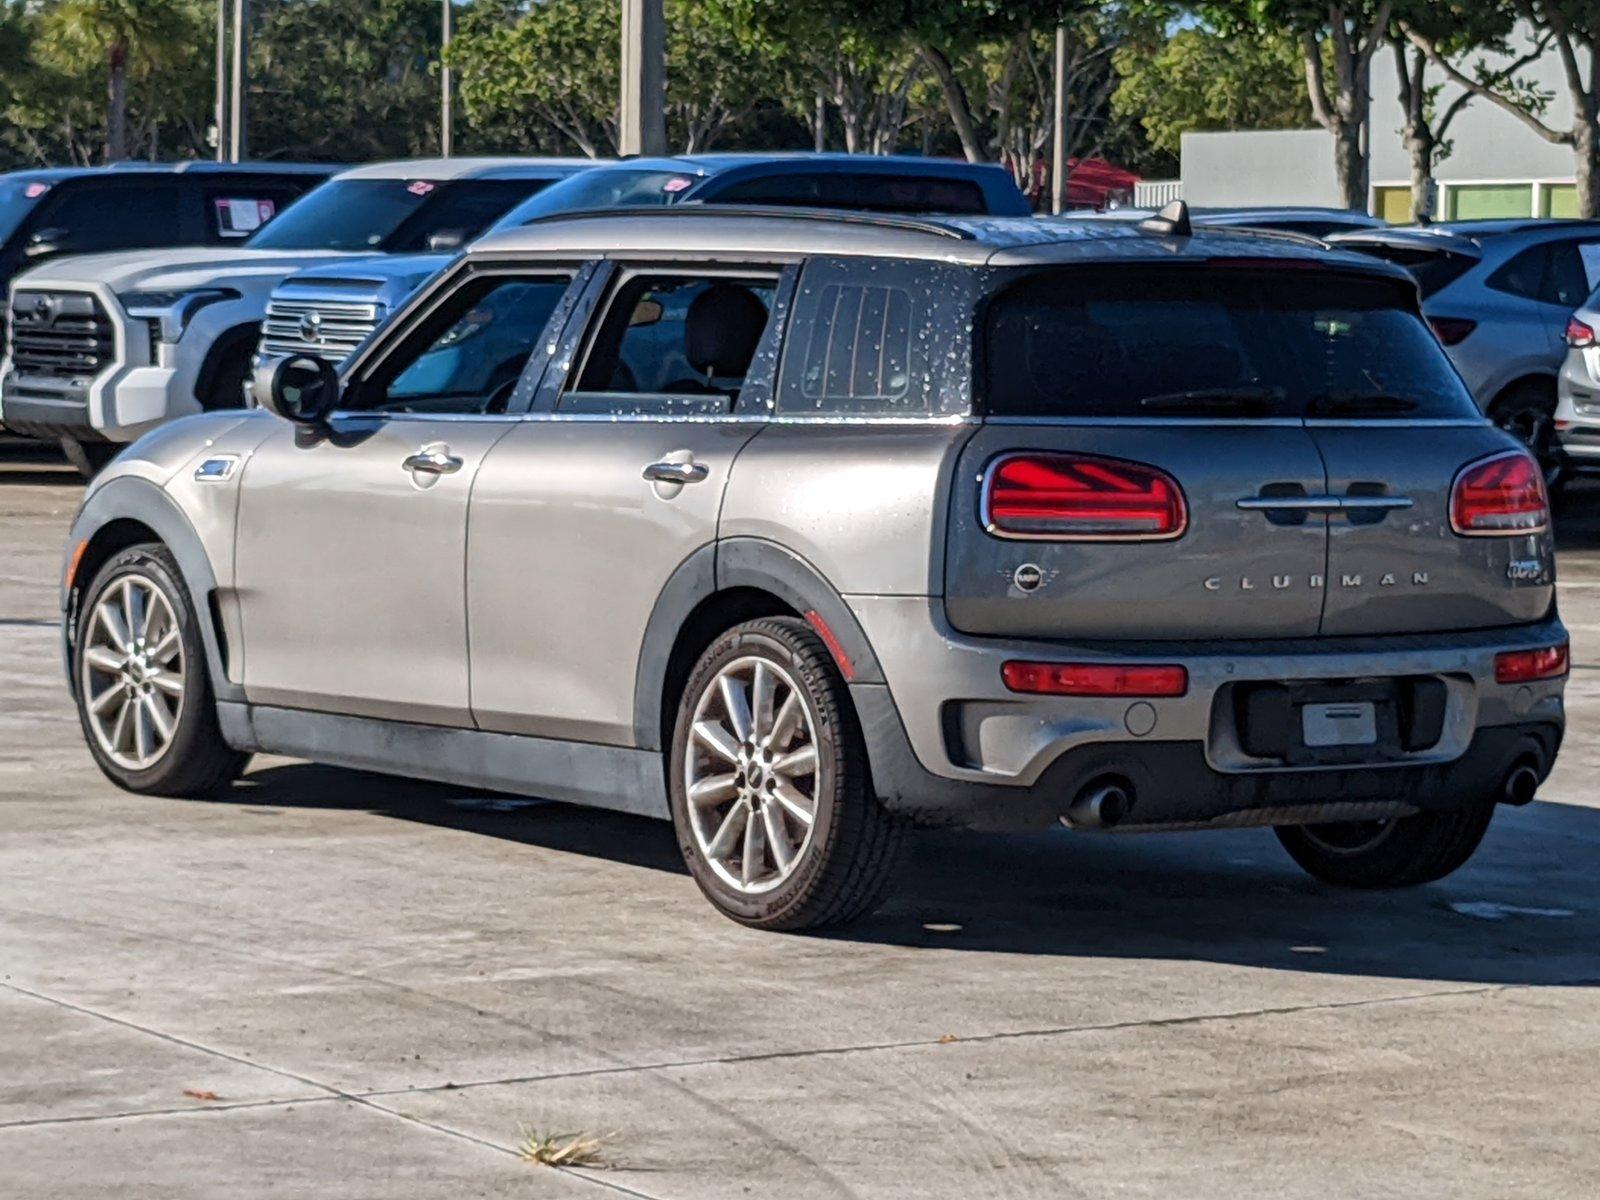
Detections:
[1050, 25, 1070, 214]
[228, 0, 248, 162]
[619, 0, 666, 156]
[441, 0, 454, 156]
[214, 0, 228, 162]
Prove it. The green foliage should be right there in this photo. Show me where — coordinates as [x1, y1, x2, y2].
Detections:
[1112, 26, 1313, 172]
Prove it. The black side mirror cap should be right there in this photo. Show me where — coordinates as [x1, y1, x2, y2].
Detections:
[253, 353, 340, 425]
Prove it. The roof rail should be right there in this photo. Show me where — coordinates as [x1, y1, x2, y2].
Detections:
[517, 204, 974, 241]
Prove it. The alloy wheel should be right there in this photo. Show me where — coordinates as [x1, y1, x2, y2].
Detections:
[683, 655, 821, 895]
[79, 573, 185, 771]
[1493, 404, 1562, 488]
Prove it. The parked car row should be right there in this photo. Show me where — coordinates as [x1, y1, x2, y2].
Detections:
[62, 203, 1566, 927]
[0, 153, 1029, 471]
[1328, 220, 1600, 487]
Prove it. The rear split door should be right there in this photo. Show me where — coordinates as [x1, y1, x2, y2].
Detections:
[947, 265, 1331, 640]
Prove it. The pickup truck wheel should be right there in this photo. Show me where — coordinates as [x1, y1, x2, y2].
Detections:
[73, 543, 247, 797]
[1275, 803, 1495, 889]
[668, 617, 903, 931]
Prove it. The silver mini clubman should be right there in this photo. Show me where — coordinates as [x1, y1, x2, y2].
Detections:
[60, 206, 1568, 929]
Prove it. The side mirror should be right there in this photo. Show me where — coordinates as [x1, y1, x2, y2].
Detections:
[25, 228, 72, 258]
[253, 353, 340, 424]
[426, 229, 465, 252]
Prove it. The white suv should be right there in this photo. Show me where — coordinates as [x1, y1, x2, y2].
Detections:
[0, 157, 590, 473]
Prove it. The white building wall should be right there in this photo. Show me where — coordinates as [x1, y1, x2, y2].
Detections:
[1177, 23, 1582, 214]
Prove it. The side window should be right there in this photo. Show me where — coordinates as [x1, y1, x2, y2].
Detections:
[562, 271, 780, 415]
[776, 257, 976, 417]
[357, 273, 573, 415]
[815, 173, 988, 215]
[1541, 241, 1595, 309]
[32, 183, 182, 253]
[1487, 245, 1550, 301]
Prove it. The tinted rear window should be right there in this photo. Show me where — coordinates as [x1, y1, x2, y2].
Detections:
[984, 267, 1479, 420]
[713, 172, 988, 214]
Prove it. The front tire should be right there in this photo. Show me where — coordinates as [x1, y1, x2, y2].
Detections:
[1275, 803, 1496, 889]
[668, 617, 903, 931]
[73, 543, 247, 797]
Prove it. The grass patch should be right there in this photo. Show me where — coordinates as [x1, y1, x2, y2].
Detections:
[517, 1127, 611, 1168]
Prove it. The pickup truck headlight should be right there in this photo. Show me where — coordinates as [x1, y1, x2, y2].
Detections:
[117, 288, 239, 343]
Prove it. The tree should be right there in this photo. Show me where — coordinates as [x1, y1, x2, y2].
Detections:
[38, 0, 197, 161]
[1112, 25, 1313, 176]
[1405, 1, 1600, 217]
[1199, 1, 1397, 209]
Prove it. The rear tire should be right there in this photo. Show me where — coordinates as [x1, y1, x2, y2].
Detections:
[1275, 803, 1496, 889]
[668, 617, 904, 931]
[1490, 381, 1563, 493]
[73, 543, 247, 797]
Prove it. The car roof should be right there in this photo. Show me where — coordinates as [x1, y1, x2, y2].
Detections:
[2, 162, 337, 183]
[332, 157, 602, 182]
[1334, 219, 1600, 255]
[471, 208, 1412, 279]
[539, 153, 1011, 179]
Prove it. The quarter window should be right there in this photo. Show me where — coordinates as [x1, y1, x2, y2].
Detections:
[1487, 245, 1550, 302]
[358, 273, 573, 415]
[563, 272, 781, 415]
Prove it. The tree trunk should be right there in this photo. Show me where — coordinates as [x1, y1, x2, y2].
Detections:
[1577, 118, 1599, 219]
[1332, 119, 1366, 211]
[1406, 129, 1434, 223]
[106, 40, 128, 162]
[920, 43, 984, 162]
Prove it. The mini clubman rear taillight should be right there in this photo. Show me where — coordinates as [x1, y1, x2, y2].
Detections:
[982, 452, 1187, 541]
[1449, 450, 1549, 536]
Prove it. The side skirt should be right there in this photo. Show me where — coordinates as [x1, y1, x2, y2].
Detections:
[218, 702, 670, 820]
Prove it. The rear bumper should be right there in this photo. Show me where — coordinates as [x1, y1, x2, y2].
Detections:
[847, 596, 1567, 829]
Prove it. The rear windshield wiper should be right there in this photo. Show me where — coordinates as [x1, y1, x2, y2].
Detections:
[1307, 393, 1419, 417]
[1136, 386, 1285, 415]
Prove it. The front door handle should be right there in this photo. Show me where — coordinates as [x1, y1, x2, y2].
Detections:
[642, 460, 709, 485]
[403, 447, 463, 476]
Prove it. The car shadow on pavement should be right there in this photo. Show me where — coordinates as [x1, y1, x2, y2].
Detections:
[236, 761, 1599, 988]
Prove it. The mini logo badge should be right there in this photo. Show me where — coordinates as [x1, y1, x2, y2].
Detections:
[1012, 563, 1045, 593]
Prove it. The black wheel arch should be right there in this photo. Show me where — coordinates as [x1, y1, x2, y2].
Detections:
[632, 538, 886, 753]
[64, 477, 236, 704]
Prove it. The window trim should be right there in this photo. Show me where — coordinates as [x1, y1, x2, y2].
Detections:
[332, 260, 588, 419]
[547, 262, 794, 419]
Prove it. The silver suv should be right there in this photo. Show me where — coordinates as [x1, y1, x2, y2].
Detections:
[59, 207, 1568, 930]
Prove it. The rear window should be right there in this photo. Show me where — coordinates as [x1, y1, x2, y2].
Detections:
[984, 267, 1480, 421]
[714, 172, 988, 215]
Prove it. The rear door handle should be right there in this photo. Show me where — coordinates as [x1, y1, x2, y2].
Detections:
[403, 447, 463, 475]
[642, 460, 709, 484]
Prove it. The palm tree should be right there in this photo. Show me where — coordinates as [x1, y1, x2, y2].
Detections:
[43, 0, 193, 161]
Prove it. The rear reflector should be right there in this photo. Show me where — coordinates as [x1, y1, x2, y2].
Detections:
[1450, 450, 1549, 536]
[1428, 316, 1477, 346]
[1494, 643, 1569, 684]
[1002, 661, 1188, 697]
[1567, 317, 1596, 348]
[983, 452, 1187, 541]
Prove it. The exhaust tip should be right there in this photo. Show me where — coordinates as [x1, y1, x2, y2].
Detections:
[1062, 777, 1132, 830]
[1503, 763, 1540, 807]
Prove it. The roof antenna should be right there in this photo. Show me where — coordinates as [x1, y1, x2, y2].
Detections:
[1139, 199, 1192, 237]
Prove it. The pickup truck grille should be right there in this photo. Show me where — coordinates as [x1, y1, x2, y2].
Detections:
[260, 298, 379, 361]
[8, 291, 114, 380]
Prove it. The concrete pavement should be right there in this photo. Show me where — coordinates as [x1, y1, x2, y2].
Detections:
[2, 452, 1598, 1198]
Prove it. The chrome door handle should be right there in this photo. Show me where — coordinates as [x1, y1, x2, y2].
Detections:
[1236, 494, 1343, 511]
[403, 448, 463, 475]
[642, 460, 709, 484]
[1237, 495, 1413, 512]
